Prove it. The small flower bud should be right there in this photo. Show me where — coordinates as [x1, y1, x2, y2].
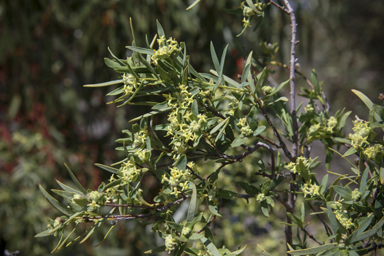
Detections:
[243, 7, 255, 17]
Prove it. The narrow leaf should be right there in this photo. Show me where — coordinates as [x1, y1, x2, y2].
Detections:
[210, 117, 229, 134]
[231, 135, 248, 147]
[156, 20, 165, 38]
[217, 189, 238, 200]
[287, 243, 338, 255]
[129, 107, 172, 123]
[95, 163, 118, 174]
[208, 204, 222, 217]
[351, 89, 373, 110]
[186, 0, 201, 10]
[241, 63, 251, 83]
[210, 42, 220, 73]
[64, 163, 87, 195]
[84, 80, 123, 88]
[257, 244, 272, 256]
[187, 183, 197, 222]
[176, 154, 187, 171]
[145, 245, 166, 254]
[311, 69, 320, 94]
[354, 216, 384, 242]
[56, 180, 84, 196]
[200, 237, 221, 256]
[268, 79, 290, 96]
[39, 184, 74, 216]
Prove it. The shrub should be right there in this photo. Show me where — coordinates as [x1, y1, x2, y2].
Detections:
[37, 1, 384, 255]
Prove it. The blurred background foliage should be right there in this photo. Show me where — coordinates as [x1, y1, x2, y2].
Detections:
[0, 0, 383, 255]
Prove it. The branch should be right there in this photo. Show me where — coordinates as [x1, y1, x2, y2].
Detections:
[308, 203, 333, 239]
[364, 242, 384, 254]
[104, 203, 153, 209]
[281, 0, 298, 251]
[88, 195, 191, 223]
[283, 0, 299, 160]
[197, 198, 222, 233]
[254, 96, 292, 160]
[187, 166, 204, 181]
[269, 0, 290, 14]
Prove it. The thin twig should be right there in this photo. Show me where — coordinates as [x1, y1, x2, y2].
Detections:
[283, 0, 299, 161]
[269, 0, 290, 14]
[237, 193, 255, 204]
[299, 226, 322, 245]
[187, 166, 204, 181]
[308, 203, 333, 238]
[104, 203, 153, 209]
[255, 96, 292, 160]
[257, 134, 281, 148]
[196, 198, 222, 233]
[275, 194, 292, 212]
[281, 0, 299, 251]
[267, 61, 314, 90]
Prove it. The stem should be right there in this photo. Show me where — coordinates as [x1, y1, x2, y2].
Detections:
[282, 0, 299, 252]
[269, 0, 290, 14]
[283, 0, 299, 160]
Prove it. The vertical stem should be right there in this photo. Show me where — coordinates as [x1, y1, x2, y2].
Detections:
[282, 0, 298, 253]
[283, 0, 298, 160]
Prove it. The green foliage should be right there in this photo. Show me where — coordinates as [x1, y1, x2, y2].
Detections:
[36, 1, 384, 255]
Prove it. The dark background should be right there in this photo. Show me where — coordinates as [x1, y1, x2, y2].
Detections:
[1, 0, 383, 255]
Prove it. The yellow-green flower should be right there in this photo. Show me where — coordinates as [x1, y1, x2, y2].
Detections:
[256, 193, 265, 202]
[351, 188, 361, 200]
[364, 144, 384, 160]
[262, 86, 273, 95]
[302, 183, 320, 198]
[304, 105, 314, 112]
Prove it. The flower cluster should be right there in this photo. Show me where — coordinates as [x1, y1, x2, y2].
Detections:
[351, 188, 361, 200]
[86, 191, 104, 211]
[166, 84, 195, 109]
[134, 148, 151, 162]
[333, 201, 355, 230]
[152, 36, 179, 65]
[119, 158, 141, 184]
[132, 127, 148, 148]
[181, 227, 191, 236]
[165, 234, 177, 253]
[304, 104, 314, 113]
[306, 115, 339, 139]
[326, 116, 337, 132]
[161, 164, 193, 199]
[262, 86, 273, 95]
[308, 123, 320, 136]
[256, 193, 265, 202]
[240, 2, 263, 28]
[363, 143, 384, 160]
[302, 183, 320, 198]
[165, 84, 207, 156]
[349, 117, 371, 149]
[122, 73, 138, 95]
[237, 118, 253, 136]
[285, 156, 314, 174]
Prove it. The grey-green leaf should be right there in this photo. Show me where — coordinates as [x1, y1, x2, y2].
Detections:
[268, 79, 290, 96]
[156, 20, 165, 38]
[351, 89, 373, 110]
[39, 184, 74, 216]
[187, 183, 197, 222]
[84, 79, 123, 88]
[95, 163, 118, 174]
[200, 237, 221, 256]
[64, 163, 87, 195]
[126, 46, 155, 56]
[186, 0, 201, 10]
[287, 243, 338, 255]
